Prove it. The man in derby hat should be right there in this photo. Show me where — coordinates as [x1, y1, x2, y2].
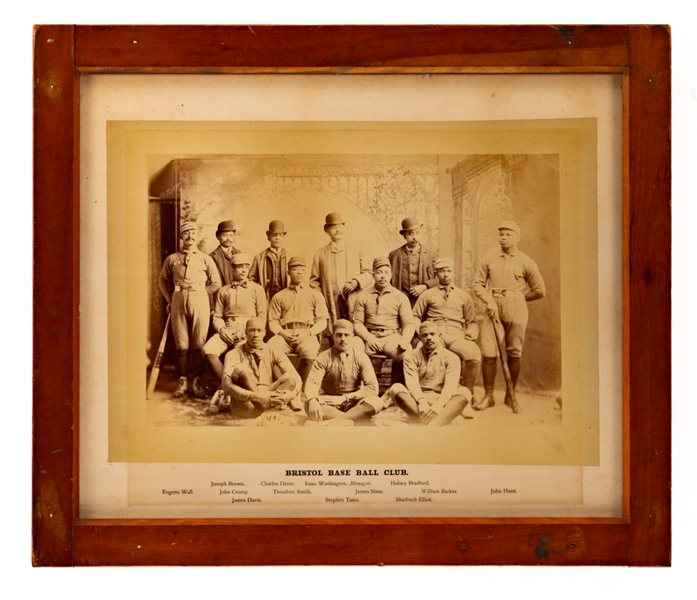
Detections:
[202, 252, 267, 396]
[267, 256, 329, 386]
[213, 317, 302, 418]
[388, 216, 438, 307]
[309, 212, 373, 330]
[249, 219, 289, 303]
[412, 256, 481, 400]
[209, 220, 241, 288]
[472, 220, 545, 414]
[351, 257, 416, 384]
[381, 321, 472, 426]
[158, 221, 221, 399]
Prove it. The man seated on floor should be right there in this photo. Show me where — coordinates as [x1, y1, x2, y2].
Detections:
[267, 256, 329, 386]
[352, 257, 416, 385]
[303, 319, 381, 426]
[208, 317, 302, 417]
[382, 321, 471, 426]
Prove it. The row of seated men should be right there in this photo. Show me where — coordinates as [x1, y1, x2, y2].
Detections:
[157, 213, 546, 424]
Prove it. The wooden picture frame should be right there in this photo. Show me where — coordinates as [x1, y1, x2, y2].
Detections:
[32, 25, 671, 566]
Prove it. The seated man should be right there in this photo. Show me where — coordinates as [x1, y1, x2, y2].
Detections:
[383, 321, 471, 426]
[412, 256, 481, 397]
[202, 253, 267, 387]
[304, 320, 381, 426]
[352, 257, 416, 384]
[267, 256, 329, 385]
[211, 318, 302, 417]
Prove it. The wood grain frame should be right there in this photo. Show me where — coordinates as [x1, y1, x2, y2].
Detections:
[32, 25, 671, 566]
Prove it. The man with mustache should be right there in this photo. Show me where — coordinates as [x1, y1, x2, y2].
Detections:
[214, 317, 301, 418]
[158, 221, 221, 399]
[304, 320, 381, 426]
[352, 257, 416, 384]
[412, 257, 481, 399]
[209, 220, 241, 288]
[267, 256, 329, 387]
[382, 321, 471, 426]
[249, 220, 289, 303]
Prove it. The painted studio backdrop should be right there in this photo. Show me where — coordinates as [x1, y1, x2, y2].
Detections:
[147, 153, 560, 395]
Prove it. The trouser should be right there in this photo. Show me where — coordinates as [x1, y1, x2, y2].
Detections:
[229, 371, 298, 419]
[480, 291, 528, 359]
[171, 290, 210, 351]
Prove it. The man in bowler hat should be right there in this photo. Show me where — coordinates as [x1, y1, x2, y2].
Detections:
[310, 212, 373, 331]
[209, 220, 241, 288]
[388, 216, 438, 307]
[249, 220, 289, 303]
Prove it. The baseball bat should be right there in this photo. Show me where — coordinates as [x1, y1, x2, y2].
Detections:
[147, 313, 171, 399]
[492, 316, 517, 409]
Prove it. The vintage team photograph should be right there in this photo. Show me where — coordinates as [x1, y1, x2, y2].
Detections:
[144, 151, 561, 430]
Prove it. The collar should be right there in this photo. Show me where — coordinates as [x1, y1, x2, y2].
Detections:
[406, 244, 421, 254]
[371, 285, 393, 295]
[267, 246, 282, 256]
[331, 346, 352, 359]
[244, 343, 266, 355]
[422, 344, 441, 358]
[230, 279, 248, 288]
[499, 248, 517, 258]
[329, 241, 345, 253]
[438, 284, 454, 292]
[289, 282, 305, 291]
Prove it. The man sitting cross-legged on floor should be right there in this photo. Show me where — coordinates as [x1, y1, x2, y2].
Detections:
[383, 321, 471, 426]
[209, 317, 302, 417]
[304, 319, 382, 426]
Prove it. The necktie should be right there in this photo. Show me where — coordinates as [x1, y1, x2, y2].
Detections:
[442, 286, 450, 301]
[230, 281, 248, 289]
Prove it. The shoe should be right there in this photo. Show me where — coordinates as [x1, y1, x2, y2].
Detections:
[173, 377, 188, 399]
[206, 404, 220, 415]
[191, 376, 207, 399]
[472, 393, 495, 411]
[504, 391, 522, 414]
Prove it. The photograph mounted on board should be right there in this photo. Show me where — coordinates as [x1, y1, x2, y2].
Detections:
[107, 121, 597, 466]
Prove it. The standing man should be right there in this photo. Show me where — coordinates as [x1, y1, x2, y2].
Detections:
[388, 216, 438, 307]
[352, 257, 416, 383]
[304, 320, 382, 425]
[412, 257, 481, 399]
[383, 321, 471, 426]
[310, 212, 374, 331]
[267, 256, 329, 386]
[213, 317, 302, 418]
[158, 221, 221, 398]
[202, 253, 267, 390]
[209, 220, 241, 288]
[472, 221, 546, 413]
[249, 220, 289, 303]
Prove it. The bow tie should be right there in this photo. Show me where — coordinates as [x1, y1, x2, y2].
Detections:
[230, 281, 248, 289]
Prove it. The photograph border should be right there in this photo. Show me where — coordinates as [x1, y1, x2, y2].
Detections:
[32, 25, 670, 566]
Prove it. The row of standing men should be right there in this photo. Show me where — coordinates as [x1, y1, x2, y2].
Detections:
[157, 213, 546, 425]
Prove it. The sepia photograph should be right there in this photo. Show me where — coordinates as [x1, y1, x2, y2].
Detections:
[146, 152, 560, 430]
[103, 117, 600, 469]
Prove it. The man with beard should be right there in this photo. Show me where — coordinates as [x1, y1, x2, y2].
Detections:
[213, 317, 302, 418]
[472, 221, 545, 414]
[304, 320, 381, 426]
[382, 321, 471, 426]
[412, 257, 481, 399]
[158, 221, 221, 398]
[267, 256, 329, 386]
